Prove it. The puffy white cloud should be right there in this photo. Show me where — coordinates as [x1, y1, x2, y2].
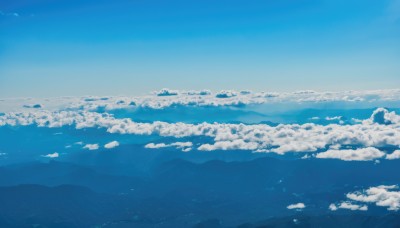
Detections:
[329, 202, 368, 211]
[42, 152, 59, 158]
[315, 147, 385, 161]
[1, 108, 400, 156]
[364, 108, 400, 125]
[215, 90, 237, 98]
[346, 185, 400, 211]
[145, 141, 193, 152]
[83, 144, 99, 150]
[1, 89, 400, 112]
[287, 203, 305, 210]
[104, 141, 119, 149]
[386, 150, 400, 160]
[329, 204, 338, 211]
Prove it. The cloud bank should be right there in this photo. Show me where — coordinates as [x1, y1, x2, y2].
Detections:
[1, 108, 399, 157]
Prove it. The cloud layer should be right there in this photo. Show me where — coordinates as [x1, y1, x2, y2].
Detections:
[2, 89, 399, 112]
[1, 108, 399, 158]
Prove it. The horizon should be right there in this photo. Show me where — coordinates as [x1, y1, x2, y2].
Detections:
[1, 0, 400, 97]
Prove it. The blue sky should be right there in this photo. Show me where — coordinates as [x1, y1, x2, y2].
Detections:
[0, 0, 399, 97]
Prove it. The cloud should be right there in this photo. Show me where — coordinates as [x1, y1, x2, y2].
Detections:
[83, 144, 99, 150]
[315, 147, 385, 161]
[346, 185, 400, 211]
[287, 203, 305, 210]
[1, 89, 400, 112]
[145, 141, 193, 152]
[325, 116, 342, 121]
[364, 108, 399, 125]
[156, 88, 178, 96]
[215, 90, 237, 98]
[186, 90, 211, 96]
[1, 108, 399, 156]
[386, 150, 400, 160]
[104, 141, 119, 149]
[42, 152, 59, 158]
[329, 202, 368, 211]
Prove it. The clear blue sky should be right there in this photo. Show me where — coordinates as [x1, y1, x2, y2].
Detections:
[1, 0, 399, 97]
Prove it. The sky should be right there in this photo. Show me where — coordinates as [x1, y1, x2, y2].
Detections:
[0, 0, 399, 98]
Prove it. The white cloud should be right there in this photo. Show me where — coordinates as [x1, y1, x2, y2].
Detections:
[346, 185, 400, 211]
[316, 147, 385, 161]
[329, 204, 338, 211]
[83, 144, 99, 150]
[287, 203, 305, 210]
[2, 89, 400, 113]
[386, 150, 400, 160]
[104, 141, 119, 149]
[215, 90, 237, 98]
[325, 116, 342, 121]
[364, 108, 400, 125]
[145, 143, 167, 149]
[145, 141, 193, 152]
[42, 152, 59, 158]
[329, 202, 368, 211]
[186, 90, 211, 96]
[1, 108, 400, 156]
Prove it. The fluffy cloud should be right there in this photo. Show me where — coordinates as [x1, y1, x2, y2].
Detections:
[1, 109, 399, 156]
[329, 202, 368, 211]
[315, 147, 385, 161]
[346, 185, 400, 211]
[1, 89, 400, 112]
[365, 108, 400, 125]
[215, 90, 237, 98]
[287, 203, 305, 210]
[42, 152, 59, 158]
[145, 141, 193, 152]
[83, 144, 99, 150]
[386, 150, 400, 160]
[104, 141, 119, 149]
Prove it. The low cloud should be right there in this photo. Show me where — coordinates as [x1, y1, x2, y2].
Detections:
[215, 90, 237, 98]
[1, 108, 399, 157]
[386, 150, 400, 160]
[316, 147, 385, 161]
[83, 144, 99, 150]
[346, 185, 400, 211]
[287, 203, 305, 210]
[145, 141, 193, 152]
[104, 141, 119, 149]
[42, 152, 59, 158]
[329, 202, 368, 211]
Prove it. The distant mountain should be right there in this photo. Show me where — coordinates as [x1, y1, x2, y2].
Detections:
[0, 157, 399, 227]
[0, 184, 127, 228]
[0, 161, 144, 194]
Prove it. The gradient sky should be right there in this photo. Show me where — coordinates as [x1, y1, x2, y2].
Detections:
[1, 0, 399, 97]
